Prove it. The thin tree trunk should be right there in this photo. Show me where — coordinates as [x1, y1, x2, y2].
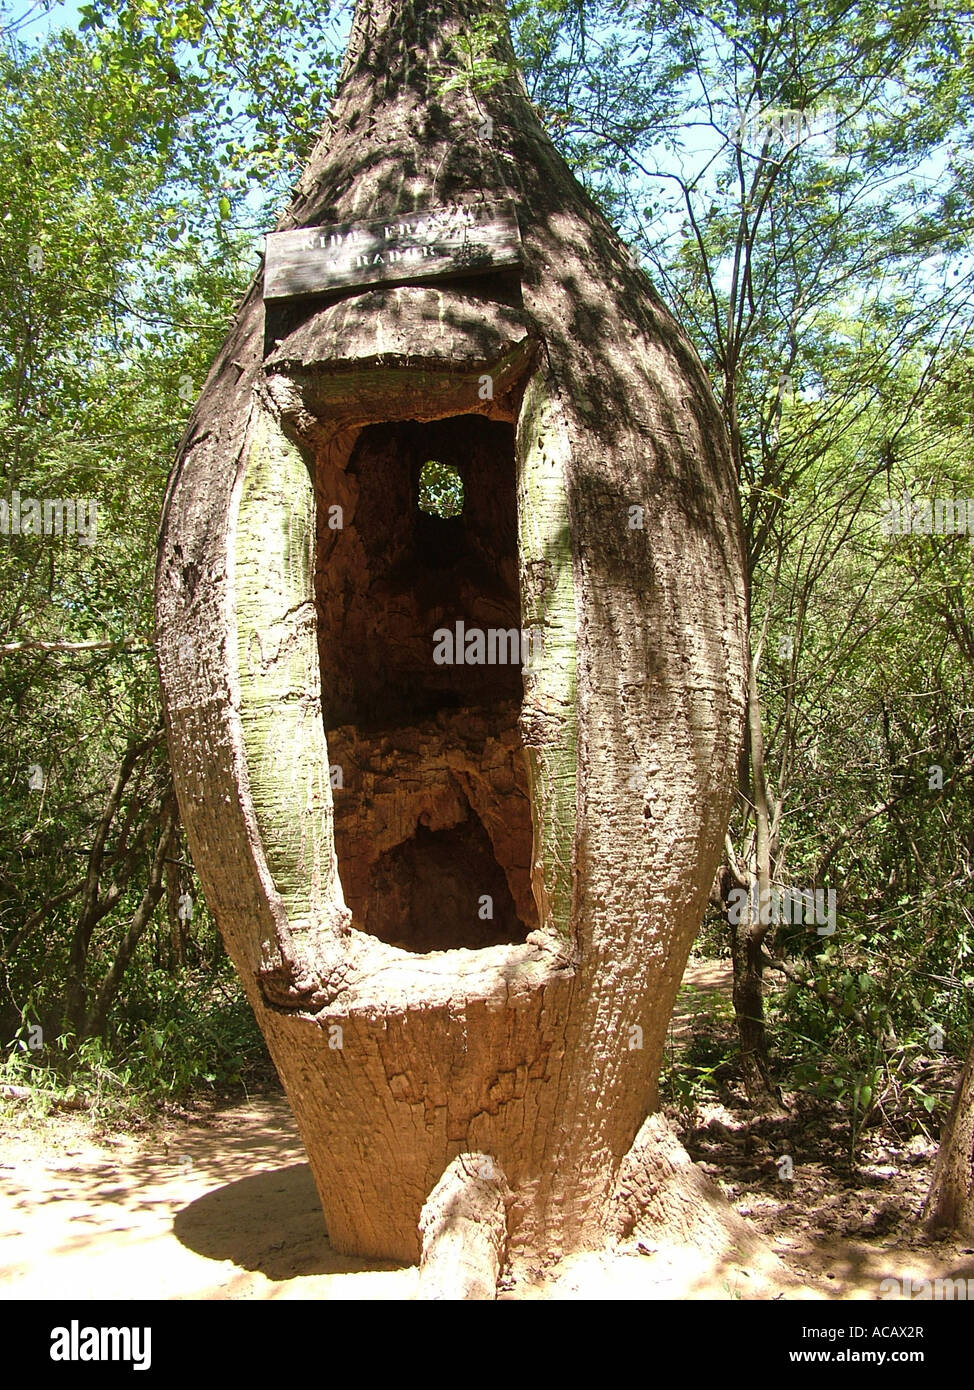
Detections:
[728, 907, 779, 1105]
[82, 796, 178, 1038]
[728, 656, 783, 1108]
[164, 842, 191, 971]
[64, 732, 162, 1035]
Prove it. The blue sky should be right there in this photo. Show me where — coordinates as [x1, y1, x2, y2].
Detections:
[2, 0, 85, 43]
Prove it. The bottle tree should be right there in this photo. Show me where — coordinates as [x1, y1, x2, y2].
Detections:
[156, 0, 749, 1294]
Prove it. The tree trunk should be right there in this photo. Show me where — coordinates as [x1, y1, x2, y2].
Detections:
[155, 0, 748, 1280]
[924, 1038, 974, 1238]
[725, 659, 783, 1109]
[64, 731, 165, 1037]
[728, 906, 780, 1106]
[82, 795, 178, 1038]
[164, 846, 191, 971]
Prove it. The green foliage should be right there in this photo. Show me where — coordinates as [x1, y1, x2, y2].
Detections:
[744, 344, 974, 1140]
[1, 0, 974, 1140]
[0, 1031, 133, 1121]
[434, 11, 518, 97]
[661, 990, 736, 1109]
[75, 0, 350, 189]
[109, 968, 267, 1097]
[1, 943, 266, 1120]
[417, 459, 464, 518]
[0, 11, 268, 1096]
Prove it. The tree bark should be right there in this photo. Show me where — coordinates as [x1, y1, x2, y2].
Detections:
[924, 1038, 974, 1238]
[155, 0, 748, 1273]
[417, 1153, 512, 1299]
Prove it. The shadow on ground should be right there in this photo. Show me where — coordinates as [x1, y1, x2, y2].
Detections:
[173, 1162, 393, 1280]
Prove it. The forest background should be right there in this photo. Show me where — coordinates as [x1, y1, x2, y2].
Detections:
[1, 0, 972, 1166]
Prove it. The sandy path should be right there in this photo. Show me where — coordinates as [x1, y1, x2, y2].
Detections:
[0, 1095, 413, 1300]
[0, 1093, 780, 1300]
[668, 956, 734, 1041]
[2, 957, 970, 1300]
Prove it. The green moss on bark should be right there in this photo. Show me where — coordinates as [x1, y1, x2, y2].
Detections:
[234, 410, 340, 930]
[516, 373, 578, 940]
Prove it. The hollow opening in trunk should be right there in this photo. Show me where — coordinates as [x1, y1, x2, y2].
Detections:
[316, 412, 538, 954]
[365, 798, 526, 952]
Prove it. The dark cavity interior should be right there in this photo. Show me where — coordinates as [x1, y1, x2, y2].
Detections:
[315, 413, 538, 954]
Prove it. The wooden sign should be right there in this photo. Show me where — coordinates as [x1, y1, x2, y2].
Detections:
[263, 200, 523, 301]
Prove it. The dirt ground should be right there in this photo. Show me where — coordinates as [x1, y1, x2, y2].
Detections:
[2, 959, 971, 1301]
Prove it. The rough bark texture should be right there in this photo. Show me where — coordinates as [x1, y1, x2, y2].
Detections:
[924, 1040, 974, 1237]
[417, 1153, 512, 1299]
[612, 1114, 762, 1260]
[155, 0, 748, 1267]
